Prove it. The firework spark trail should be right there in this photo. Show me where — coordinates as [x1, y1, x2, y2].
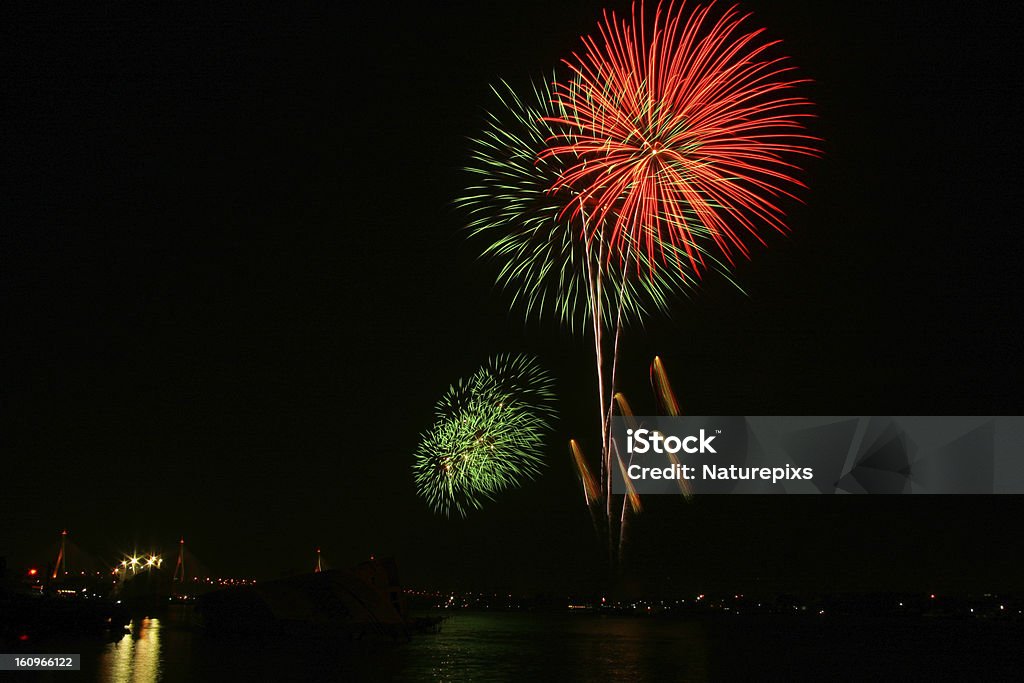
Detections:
[614, 441, 643, 515]
[413, 354, 556, 517]
[651, 355, 682, 416]
[570, 439, 601, 505]
[666, 450, 694, 498]
[543, 0, 820, 277]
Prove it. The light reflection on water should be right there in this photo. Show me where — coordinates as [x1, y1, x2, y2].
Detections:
[101, 618, 162, 683]
[43, 608, 1020, 681]
[402, 612, 711, 681]
[78, 610, 712, 682]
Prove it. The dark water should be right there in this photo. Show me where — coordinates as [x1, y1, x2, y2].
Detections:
[15, 607, 1024, 681]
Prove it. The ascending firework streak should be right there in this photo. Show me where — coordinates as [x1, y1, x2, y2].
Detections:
[413, 354, 556, 517]
[570, 360, 692, 559]
[461, 1, 819, 566]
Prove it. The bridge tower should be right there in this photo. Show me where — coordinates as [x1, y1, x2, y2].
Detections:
[173, 537, 186, 583]
[315, 547, 322, 573]
[51, 529, 67, 580]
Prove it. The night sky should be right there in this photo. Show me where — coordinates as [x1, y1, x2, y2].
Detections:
[4, 1, 1023, 595]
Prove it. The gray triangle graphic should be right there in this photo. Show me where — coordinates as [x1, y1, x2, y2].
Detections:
[780, 418, 859, 494]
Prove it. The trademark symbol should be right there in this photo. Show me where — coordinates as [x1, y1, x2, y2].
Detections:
[716, 429, 722, 434]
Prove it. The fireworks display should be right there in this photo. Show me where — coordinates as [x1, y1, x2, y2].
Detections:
[413, 354, 556, 517]
[459, 78, 721, 332]
[544, 1, 820, 276]
[454, 0, 818, 560]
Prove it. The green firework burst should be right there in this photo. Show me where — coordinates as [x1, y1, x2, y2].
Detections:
[413, 354, 556, 517]
[457, 77, 742, 333]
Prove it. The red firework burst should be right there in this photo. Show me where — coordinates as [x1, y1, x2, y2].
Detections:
[543, 0, 820, 275]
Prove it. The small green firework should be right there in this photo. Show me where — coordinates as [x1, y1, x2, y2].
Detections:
[413, 354, 556, 517]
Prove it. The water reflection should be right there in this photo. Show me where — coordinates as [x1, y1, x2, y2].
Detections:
[37, 609, 1012, 681]
[401, 613, 712, 681]
[83, 611, 714, 681]
[100, 618, 162, 683]
[566, 615, 711, 681]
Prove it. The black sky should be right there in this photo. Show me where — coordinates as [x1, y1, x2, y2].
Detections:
[3, 1, 1024, 594]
